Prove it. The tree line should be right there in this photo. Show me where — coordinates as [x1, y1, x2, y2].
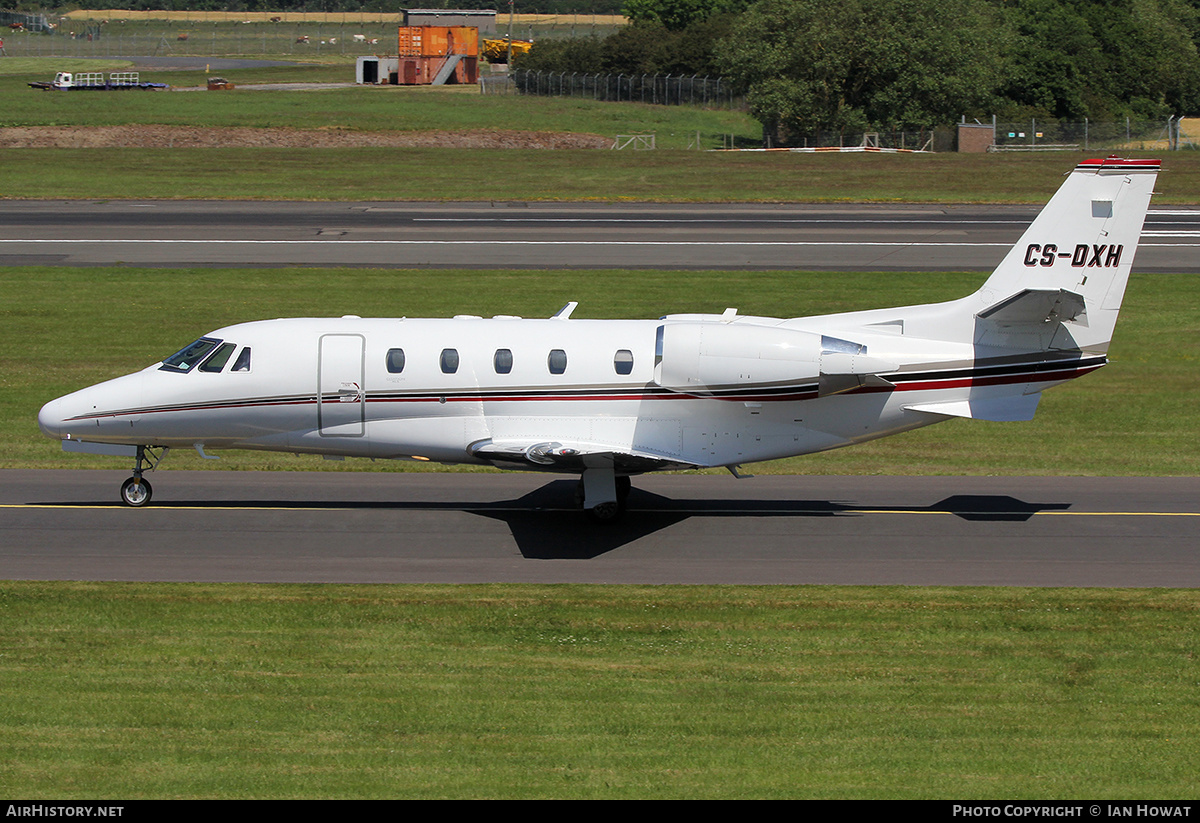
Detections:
[518, 0, 1200, 144]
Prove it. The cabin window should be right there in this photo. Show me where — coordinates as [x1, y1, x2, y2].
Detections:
[231, 347, 251, 372]
[386, 348, 406, 374]
[440, 348, 459, 374]
[547, 349, 567, 375]
[199, 342, 237, 373]
[494, 349, 513, 374]
[159, 337, 221, 373]
[614, 349, 634, 375]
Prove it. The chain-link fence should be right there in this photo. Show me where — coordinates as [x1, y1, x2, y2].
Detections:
[991, 118, 1191, 151]
[761, 129, 953, 152]
[491, 69, 741, 109]
[770, 119, 1190, 153]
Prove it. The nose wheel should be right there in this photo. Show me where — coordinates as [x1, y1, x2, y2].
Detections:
[120, 475, 153, 507]
[119, 445, 166, 507]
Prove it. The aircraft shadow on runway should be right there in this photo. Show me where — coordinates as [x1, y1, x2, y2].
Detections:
[478, 483, 1073, 559]
[43, 481, 1071, 560]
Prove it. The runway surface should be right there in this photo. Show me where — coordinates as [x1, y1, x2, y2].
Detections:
[3, 471, 1197, 587]
[2, 200, 1198, 271]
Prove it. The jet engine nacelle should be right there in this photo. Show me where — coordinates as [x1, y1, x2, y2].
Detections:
[654, 322, 822, 394]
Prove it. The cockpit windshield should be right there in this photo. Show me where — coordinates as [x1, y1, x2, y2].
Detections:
[159, 337, 221, 373]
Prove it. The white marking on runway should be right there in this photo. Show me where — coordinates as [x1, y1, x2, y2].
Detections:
[411, 217, 1032, 225]
[5, 238, 1200, 249]
[0, 239, 1021, 247]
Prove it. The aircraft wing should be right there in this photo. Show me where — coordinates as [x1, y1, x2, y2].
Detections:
[468, 438, 701, 474]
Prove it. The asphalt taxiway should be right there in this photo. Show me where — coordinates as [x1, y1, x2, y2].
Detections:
[2, 201, 1198, 271]
[3, 471, 1196, 586]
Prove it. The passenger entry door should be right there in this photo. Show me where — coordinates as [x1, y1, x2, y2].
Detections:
[318, 334, 365, 437]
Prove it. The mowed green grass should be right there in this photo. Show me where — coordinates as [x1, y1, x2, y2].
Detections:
[2, 57, 759, 152]
[3, 146, 1197, 203]
[3, 57, 1198, 201]
[6, 83, 754, 144]
[2, 582, 1197, 799]
[0, 56, 358, 87]
[3, 267, 1196, 476]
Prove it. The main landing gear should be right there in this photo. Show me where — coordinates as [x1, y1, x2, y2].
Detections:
[120, 446, 167, 507]
[576, 468, 632, 523]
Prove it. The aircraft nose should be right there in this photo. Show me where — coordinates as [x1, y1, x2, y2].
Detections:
[38, 396, 67, 439]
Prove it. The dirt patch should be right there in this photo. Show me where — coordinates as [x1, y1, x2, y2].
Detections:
[0, 125, 611, 149]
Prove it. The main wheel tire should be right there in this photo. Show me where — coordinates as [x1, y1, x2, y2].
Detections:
[616, 475, 632, 503]
[120, 476, 152, 507]
[587, 500, 622, 523]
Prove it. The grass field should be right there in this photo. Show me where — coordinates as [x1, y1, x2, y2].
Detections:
[4, 85, 756, 150]
[3, 56, 1196, 200]
[4, 267, 1197, 476]
[2, 147, 1199, 202]
[2, 582, 1197, 799]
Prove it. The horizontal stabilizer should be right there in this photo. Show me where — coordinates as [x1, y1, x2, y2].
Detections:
[904, 393, 1041, 422]
[977, 289, 1087, 326]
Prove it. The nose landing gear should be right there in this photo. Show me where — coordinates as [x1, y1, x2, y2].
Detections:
[120, 445, 167, 507]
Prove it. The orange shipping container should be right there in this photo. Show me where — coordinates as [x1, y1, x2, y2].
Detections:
[397, 26, 479, 58]
[394, 25, 479, 85]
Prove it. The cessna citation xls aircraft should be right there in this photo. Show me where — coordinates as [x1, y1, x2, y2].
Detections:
[39, 157, 1159, 520]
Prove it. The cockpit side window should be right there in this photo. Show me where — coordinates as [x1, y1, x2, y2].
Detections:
[231, 347, 252, 372]
[160, 337, 221, 373]
[199, 342, 237, 373]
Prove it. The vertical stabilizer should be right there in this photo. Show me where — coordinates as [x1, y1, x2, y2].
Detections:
[973, 157, 1159, 352]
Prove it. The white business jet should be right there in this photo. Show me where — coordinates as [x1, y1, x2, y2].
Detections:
[38, 157, 1158, 519]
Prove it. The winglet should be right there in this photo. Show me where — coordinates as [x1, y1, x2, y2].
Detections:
[551, 302, 578, 320]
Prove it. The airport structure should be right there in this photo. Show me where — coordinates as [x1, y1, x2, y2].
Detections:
[356, 24, 481, 86]
[401, 8, 497, 33]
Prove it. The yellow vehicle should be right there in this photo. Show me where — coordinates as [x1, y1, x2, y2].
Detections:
[482, 37, 532, 63]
